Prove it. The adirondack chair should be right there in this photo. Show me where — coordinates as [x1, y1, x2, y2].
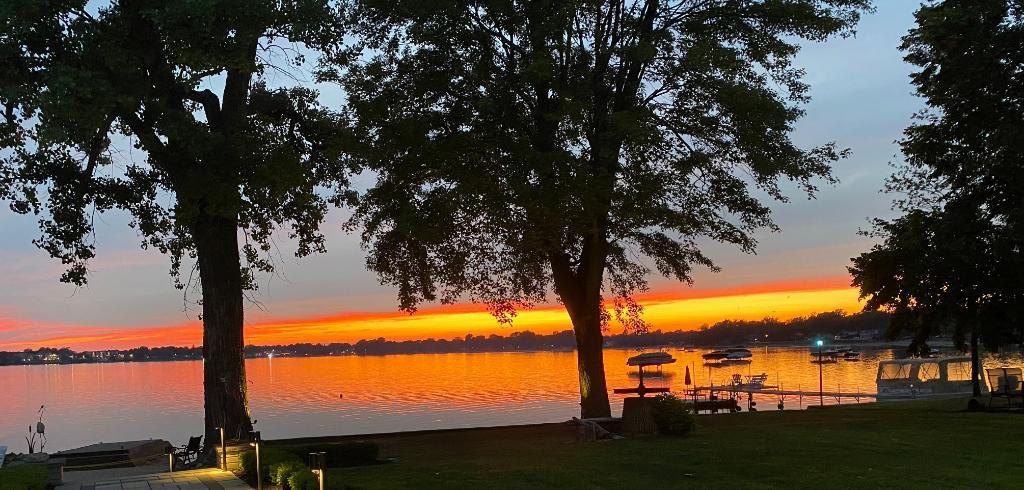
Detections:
[174, 435, 203, 466]
[986, 368, 1024, 409]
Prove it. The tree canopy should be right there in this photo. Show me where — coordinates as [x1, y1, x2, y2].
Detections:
[1, 0, 352, 440]
[340, 0, 870, 416]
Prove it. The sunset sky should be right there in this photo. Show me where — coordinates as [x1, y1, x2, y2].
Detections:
[0, 2, 920, 351]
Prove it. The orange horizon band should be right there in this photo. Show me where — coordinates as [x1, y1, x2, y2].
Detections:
[0, 279, 862, 351]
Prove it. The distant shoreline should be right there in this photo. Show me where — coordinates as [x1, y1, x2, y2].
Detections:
[1, 311, 920, 366]
[0, 340, 956, 369]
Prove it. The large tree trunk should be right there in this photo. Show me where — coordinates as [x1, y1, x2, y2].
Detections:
[567, 298, 612, 419]
[551, 253, 612, 419]
[193, 211, 253, 445]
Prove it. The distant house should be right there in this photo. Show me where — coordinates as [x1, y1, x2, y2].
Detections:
[837, 329, 882, 341]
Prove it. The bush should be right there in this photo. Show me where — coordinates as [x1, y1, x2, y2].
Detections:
[240, 446, 304, 486]
[270, 460, 308, 486]
[287, 468, 318, 490]
[650, 393, 696, 436]
[281, 441, 380, 468]
[0, 464, 48, 490]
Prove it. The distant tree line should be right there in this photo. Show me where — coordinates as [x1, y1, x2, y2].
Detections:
[0, 345, 201, 365]
[1, 311, 892, 365]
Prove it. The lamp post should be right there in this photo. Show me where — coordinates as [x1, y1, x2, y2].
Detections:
[816, 339, 825, 407]
[309, 451, 326, 490]
[214, 426, 226, 470]
[249, 431, 262, 490]
[165, 445, 174, 473]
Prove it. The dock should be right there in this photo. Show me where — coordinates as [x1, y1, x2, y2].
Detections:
[694, 386, 878, 399]
[679, 384, 879, 413]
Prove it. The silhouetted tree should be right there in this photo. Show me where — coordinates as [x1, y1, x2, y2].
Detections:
[339, 0, 870, 417]
[850, 0, 1024, 395]
[0, 1, 351, 442]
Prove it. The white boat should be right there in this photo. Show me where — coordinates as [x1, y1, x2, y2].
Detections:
[876, 356, 983, 399]
[720, 358, 752, 366]
[703, 347, 753, 360]
[627, 351, 676, 367]
[724, 348, 753, 359]
[702, 350, 729, 360]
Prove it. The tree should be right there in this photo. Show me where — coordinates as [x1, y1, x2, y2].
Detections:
[850, 205, 1007, 395]
[850, 0, 1024, 395]
[339, 0, 870, 417]
[1, 1, 351, 442]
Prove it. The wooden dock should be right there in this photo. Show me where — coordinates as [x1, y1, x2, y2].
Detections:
[678, 384, 879, 413]
[694, 386, 878, 398]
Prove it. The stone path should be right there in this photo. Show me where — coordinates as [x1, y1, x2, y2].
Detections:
[57, 468, 250, 490]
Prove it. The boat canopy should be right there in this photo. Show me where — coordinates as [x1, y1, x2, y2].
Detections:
[627, 352, 676, 367]
[876, 356, 981, 398]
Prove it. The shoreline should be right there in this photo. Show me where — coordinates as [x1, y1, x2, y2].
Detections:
[0, 340, 965, 368]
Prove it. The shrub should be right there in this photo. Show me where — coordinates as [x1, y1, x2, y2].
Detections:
[239, 446, 304, 485]
[650, 393, 696, 436]
[270, 460, 308, 486]
[287, 468, 319, 490]
[0, 464, 48, 490]
[281, 441, 380, 468]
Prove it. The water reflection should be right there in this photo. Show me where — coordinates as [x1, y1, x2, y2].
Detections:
[1, 347, 1020, 452]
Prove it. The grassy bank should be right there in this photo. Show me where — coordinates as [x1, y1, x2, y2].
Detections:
[0, 464, 47, 490]
[304, 399, 1022, 489]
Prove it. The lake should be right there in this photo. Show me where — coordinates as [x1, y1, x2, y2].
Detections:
[1, 347, 1019, 452]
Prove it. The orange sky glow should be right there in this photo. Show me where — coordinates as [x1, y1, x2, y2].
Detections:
[0, 275, 862, 351]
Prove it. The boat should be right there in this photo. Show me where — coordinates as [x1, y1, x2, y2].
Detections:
[724, 347, 753, 359]
[811, 350, 840, 364]
[628, 370, 674, 379]
[843, 350, 861, 361]
[703, 347, 753, 360]
[720, 358, 752, 366]
[627, 352, 676, 376]
[627, 351, 676, 367]
[702, 350, 729, 360]
[617, 352, 676, 397]
[876, 356, 983, 399]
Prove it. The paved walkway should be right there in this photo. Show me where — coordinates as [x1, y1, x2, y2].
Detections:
[58, 468, 250, 490]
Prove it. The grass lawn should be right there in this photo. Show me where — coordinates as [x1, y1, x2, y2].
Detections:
[314, 399, 1023, 489]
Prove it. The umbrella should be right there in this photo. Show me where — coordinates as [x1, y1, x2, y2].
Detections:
[684, 365, 692, 386]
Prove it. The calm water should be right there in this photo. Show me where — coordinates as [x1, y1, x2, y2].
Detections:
[2, 347, 1020, 452]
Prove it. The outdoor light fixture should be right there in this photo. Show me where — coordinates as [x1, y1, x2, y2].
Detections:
[164, 444, 175, 473]
[214, 426, 226, 470]
[250, 430, 262, 490]
[309, 451, 327, 490]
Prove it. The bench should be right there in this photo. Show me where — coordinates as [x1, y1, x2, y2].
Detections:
[986, 367, 1024, 409]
